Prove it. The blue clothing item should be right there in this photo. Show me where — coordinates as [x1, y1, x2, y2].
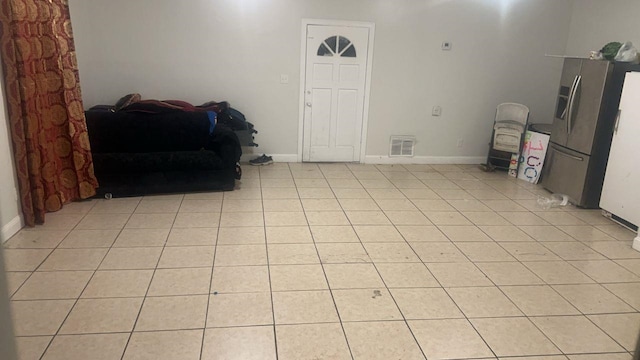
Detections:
[206, 111, 217, 134]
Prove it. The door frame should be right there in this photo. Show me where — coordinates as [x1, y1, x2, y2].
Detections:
[297, 18, 375, 163]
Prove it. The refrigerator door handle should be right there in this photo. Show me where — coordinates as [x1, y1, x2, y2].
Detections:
[567, 75, 582, 134]
[551, 145, 584, 162]
[614, 109, 621, 135]
[564, 75, 579, 120]
[561, 105, 568, 120]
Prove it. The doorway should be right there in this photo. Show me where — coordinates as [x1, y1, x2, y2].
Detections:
[299, 20, 375, 162]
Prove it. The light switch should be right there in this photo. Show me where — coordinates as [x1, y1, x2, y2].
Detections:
[442, 42, 452, 51]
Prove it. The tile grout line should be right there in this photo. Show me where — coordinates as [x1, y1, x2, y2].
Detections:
[386, 166, 637, 357]
[260, 166, 280, 360]
[425, 173, 575, 358]
[295, 164, 635, 358]
[10, 200, 103, 299]
[433, 177, 631, 357]
[361, 166, 441, 359]
[296, 163, 355, 360]
[119, 195, 181, 360]
[35, 197, 141, 360]
[5, 164, 638, 359]
[406, 174, 640, 325]
[375, 166, 501, 360]
[519, 248, 639, 316]
[344, 164, 437, 359]
[11, 287, 640, 301]
[198, 193, 224, 360]
[429, 193, 575, 357]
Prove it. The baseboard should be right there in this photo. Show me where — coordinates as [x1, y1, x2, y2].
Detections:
[241, 154, 485, 165]
[240, 154, 299, 163]
[1, 215, 23, 243]
[364, 155, 486, 165]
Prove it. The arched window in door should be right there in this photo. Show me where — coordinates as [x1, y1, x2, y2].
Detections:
[317, 36, 357, 57]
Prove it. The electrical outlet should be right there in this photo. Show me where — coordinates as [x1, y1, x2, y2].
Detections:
[280, 74, 289, 84]
[457, 139, 464, 148]
[442, 41, 452, 50]
[432, 106, 442, 116]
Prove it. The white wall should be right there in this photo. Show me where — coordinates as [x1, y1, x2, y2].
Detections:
[0, 70, 23, 241]
[565, 0, 640, 57]
[0, 247, 18, 360]
[69, 0, 572, 161]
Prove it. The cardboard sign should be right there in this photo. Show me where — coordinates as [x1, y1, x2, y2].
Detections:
[508, 153, 519, 178]
[517, 130, 550, 184]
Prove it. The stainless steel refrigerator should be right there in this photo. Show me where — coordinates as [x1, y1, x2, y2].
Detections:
[541, 58, 634, 208]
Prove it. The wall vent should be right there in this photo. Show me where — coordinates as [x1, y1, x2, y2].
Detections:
[389, 136, 415, 157]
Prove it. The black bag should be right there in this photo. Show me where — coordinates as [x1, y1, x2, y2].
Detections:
[218, 107, 249, 131]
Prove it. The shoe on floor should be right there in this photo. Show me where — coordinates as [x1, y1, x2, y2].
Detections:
[249, 154, 274, 166]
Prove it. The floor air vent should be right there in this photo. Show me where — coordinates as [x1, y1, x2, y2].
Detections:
[389, 136, 415, 157]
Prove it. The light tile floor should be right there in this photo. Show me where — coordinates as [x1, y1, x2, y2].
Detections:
[4, 162, 640, 360]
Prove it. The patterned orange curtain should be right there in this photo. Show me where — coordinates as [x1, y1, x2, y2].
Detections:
[0, 0, 98, 226]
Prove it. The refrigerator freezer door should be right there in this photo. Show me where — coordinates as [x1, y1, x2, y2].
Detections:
[567, 60, 612, 155]
[551, 58, 582, 147]
[600, 72, 640, 227]
[541, 143, 590, 206]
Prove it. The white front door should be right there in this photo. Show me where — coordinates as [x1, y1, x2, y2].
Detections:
[302, 24, 370, 162]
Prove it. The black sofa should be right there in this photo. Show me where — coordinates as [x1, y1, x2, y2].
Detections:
[86, 110, 242, 198]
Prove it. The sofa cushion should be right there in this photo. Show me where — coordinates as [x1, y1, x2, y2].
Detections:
[86, 110, 211, 153]
[92, 151, 225, 174]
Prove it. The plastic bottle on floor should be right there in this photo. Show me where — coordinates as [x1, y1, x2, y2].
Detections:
[536, 194, 569, 210]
